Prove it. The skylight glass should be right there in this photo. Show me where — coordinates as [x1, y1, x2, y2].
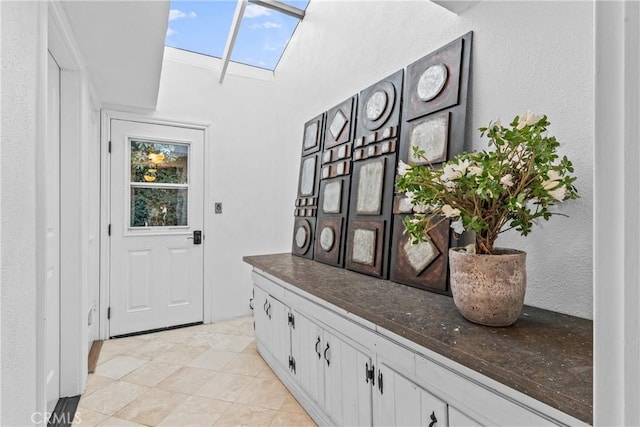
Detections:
[166, 0, 310, 71]
[166, 1, 235, 58]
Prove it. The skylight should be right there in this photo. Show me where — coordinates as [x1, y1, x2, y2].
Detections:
[166, 0, 310, 71]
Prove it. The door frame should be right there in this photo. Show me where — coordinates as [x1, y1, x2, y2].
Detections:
[36, 1, 98, 412]
[100, 110, 214, 339]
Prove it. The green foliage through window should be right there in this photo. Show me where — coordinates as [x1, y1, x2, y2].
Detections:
[130, 140, 189, 227]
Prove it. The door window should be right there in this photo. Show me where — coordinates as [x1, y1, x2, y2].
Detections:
[129, 140, 189, 227]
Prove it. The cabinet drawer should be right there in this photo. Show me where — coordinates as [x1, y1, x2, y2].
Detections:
[415, 355, 554, 426]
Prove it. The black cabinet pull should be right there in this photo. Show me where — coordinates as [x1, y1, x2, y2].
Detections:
[263, 300, 268, 314]
[365, 363, 370, 383]
[315, 337, 321, 359]
[324, 342, 331, 366]
[267, 302, 272, 319]
[428, 411, 437, 427]
[378, 371, 383, 394]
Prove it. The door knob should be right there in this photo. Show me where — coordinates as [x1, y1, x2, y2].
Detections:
[187, 230, 202, 244]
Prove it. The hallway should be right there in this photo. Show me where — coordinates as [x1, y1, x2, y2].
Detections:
[74, 317, 316, 426]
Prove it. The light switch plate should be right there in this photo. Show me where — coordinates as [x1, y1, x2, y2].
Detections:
[215, 202, 223, 214]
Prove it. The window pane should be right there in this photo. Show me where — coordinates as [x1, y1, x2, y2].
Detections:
[230, 7, 301, 70]
[130, 187, 188, 227]
[165, 1, 236, 59]
[131, 141, 189, 184]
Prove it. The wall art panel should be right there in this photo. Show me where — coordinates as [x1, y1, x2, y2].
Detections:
[292, 114, 325, 259]
[345, 70, 404, 278]
[391, 32, 472, 292]
[314, 96, 357, 267]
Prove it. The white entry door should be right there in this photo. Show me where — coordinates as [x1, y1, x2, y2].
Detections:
[109, 120, 204, 336]
[45, 51, 61, 414]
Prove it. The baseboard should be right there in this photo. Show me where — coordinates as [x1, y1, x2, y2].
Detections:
[87, 340, 103, 373]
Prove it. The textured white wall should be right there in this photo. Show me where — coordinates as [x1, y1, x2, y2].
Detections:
[0, 2, 41, 424]
[152, 2, 594, 320]
[153, 49, 286, 320]
[274, 1, 594, 319]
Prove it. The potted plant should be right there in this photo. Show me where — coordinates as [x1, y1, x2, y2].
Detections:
[396, 112, 579, 326]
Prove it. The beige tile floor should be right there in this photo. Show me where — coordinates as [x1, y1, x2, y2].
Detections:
[74, 317, 317, 427]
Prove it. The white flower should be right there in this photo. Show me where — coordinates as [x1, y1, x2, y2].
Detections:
[397, 160, 412, 176]
[516, 111, 542, 130]
[441, 164, 459, 182]
[542, 170, 566, 201]
[405, 191, 416, 205]
[441, 159, 470, 182]
[542, 171, 561, 190]
[543, 170, 562, 186]
[450, 219, 465, 234]
[467, 165, 483, 177]
[413, 203, 430, 214]
[490, 118, 502, 129]
[441, 204, 461, 218]
[548, 185, 566, 201]
[500, 174, 514, 187]
[457, 159, 470, 175]
[409, 218, 421, 225]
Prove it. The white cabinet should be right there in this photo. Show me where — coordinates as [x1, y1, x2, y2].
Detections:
[375, 361, 448, 427]
[250, 269, 584, 427]
[290, 310, 373, 426]
[253, 286, 291, 370]
[322, 329, 373, 426]
[290, 311, 323, 403]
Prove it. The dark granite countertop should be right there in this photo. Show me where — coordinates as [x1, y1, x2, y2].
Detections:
[243, 253, 592, 425]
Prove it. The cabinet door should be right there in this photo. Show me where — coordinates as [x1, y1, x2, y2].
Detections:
[420, 389, 448, 427]
[253, 286, 291, 369]
[291, 311, 324, 404]
[449, 407, 481, 427]
[375, 362, 449, 427]
[270, 296, 292, 369]
[376, 366, 422, 427]
[323, 330, 373, 426]
[253, 286, 271, 350]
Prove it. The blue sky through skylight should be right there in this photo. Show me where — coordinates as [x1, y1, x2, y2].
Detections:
[166, 0, 310, 70]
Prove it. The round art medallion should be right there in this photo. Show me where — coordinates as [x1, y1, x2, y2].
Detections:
[295, 226, 308, 249]
[320, 227, 335, 252]
[362, 81, 396, 131]
[417, 63, 448, 102]
[366, 91, 388, 121]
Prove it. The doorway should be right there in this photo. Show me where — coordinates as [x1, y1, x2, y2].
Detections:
[108, 119, 205, 336]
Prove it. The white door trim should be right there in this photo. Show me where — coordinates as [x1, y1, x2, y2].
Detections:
[594, 2, 640, 425]
[37, 0, 97, 409]
[100, 110, 214, 339]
